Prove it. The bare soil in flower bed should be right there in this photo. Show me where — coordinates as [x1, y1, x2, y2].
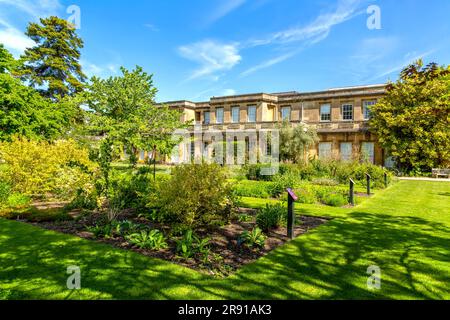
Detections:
[24, 208, 329, 277]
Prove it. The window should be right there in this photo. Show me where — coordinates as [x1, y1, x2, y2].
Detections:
[340, 142, 353, 161]
[361, 142, 375, 164]
[248, 105, 256, 123]
[203, 111, 210, 124]
[216, 107, 224, 124]
[281, 106, 291, 121]
[342, 104, 353, 121]
[363, 100, 376, 120]
[319, 142, 332, 160]
[320, 104, 331, 122]
[231, 106, 240, 123]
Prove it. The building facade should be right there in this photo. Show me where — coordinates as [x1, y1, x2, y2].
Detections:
[159, 84, 388, 166]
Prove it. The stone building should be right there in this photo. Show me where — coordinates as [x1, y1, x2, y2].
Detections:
[148, 84, 390, 166]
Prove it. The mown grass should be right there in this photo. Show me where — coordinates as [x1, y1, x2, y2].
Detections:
[1, 180, 449, 299]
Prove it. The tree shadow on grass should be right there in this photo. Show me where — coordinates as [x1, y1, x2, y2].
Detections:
[0, 219, 219, 300]
[209, 212, 450, 299]
[1, 208, 449, 300]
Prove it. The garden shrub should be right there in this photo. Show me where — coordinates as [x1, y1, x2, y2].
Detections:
[256, 203, 286, 232]
[243, 163, 277, 181]
[156, 163, 237, 229]
[232, 180, 273, 198]
[0, 181, 11, 205]
[0, 137, 97, 199]
[267, 172, 300, 197]
[294, 188, 317, 204]
[321, 193, 348, 207]
[311, 178, 339, 186]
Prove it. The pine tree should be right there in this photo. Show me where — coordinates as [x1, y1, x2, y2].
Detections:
[18, 16, 86, 100]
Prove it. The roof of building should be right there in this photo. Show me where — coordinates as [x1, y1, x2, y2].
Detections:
[158, 84, 386, 108]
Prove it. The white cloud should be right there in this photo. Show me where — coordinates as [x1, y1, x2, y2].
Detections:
[205, 0, 246, 26]
[0, 19, 33, 56]
[240, 0, 362, 76]
[178, 40, 242, 80]
[0, 0, 62, 18]
[367, 49, 436, 82]
[0, 0, 63, 55]
[247, 0, 361, 48]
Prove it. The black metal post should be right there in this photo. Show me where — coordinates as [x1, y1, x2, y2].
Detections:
[152, 145, 157, 181]
[366, 173, 371, 195]
[349, 179, 355, 206]
[287, 189, 297, 240]
[384, 172, 388, 188]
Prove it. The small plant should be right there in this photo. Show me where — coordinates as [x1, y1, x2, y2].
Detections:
[176, 230, 195, 259]
[238, 213, 253, 223]
[126, 229, 168, 250]
[256, 203, 286, 232]
[113, 220, 144, 236]
[311, 178, 339, 186]
[239, 227, 266, 248]
[86, 224, 114, 239]
[175, 230, 211, 261]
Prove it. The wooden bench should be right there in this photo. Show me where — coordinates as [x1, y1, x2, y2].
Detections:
[432, 168, 450, 178]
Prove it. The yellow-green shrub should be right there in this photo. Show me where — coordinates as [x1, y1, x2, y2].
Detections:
[0, 137, 97, 199]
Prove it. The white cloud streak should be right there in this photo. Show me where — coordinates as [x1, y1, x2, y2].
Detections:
[178, 40, 242, 81]
[204, 0, 246, 26]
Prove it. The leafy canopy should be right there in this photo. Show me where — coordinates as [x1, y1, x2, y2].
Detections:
[278, 120, 319, 164]
[370, 60, 450, 172]
[85, 66, 186, 159]
[18, 16, 86, 100]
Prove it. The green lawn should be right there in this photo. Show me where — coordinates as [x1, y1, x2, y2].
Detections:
[1, 180, 449, 300]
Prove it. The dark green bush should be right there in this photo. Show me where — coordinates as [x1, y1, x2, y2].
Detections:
[244, 163, 277, 181]
[256, 203, 286, 232]
[0, 181, 11, 205]
[156, 163, 237, 229]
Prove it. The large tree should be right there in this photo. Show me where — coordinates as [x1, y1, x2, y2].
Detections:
[370, 60, 450, 172]
[83, 66, 186, 188]
[18, 16, 86, 100]
[278, 120, 318, 164]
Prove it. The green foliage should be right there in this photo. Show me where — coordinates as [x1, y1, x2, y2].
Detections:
[87, 224, 114, 239]
[243, 163, 277, 181]
[85, 66, 185, 165]
[113, 220, 145, 236]
[18, 16, 86, 99]
[239, 228, 266, 248]
[321, 193, 348, 207]
[0, 72, 73, 142]
[237, 213, 253, 223]
[0, 44, 15, 74]
[311, 178, 339, 186]
[295, 188, 317, 204]
[370, 60, 450, 172]
[0, 138, 97, 199]
[256, 203, 286, 232]
[156, 163, 236, 229]
[232, 180, 272, 198]
[4, 193, 31, 209]
[126, 229, 168, 250]
[279, 121, 319, 164]
[268, 173, 300, 197]
[0, 180, 11, 204]
[175, 230, 211, 262]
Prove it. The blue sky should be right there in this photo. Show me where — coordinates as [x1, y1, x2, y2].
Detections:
[1, 0, 449, 102]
